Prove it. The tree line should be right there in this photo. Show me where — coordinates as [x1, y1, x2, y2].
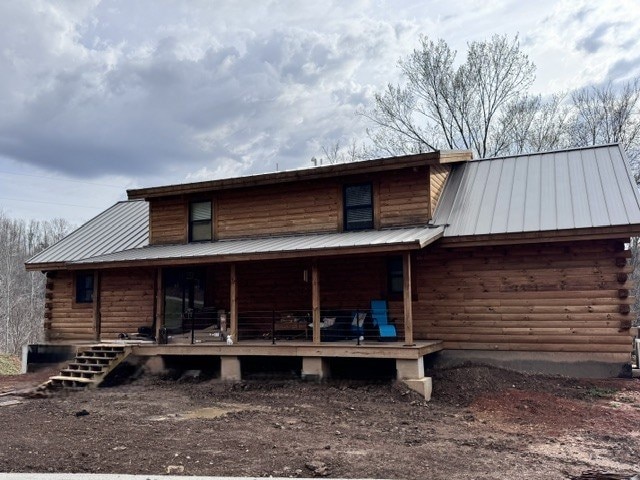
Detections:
[324, 35, 640, 181]
[0, 213, 71, 355]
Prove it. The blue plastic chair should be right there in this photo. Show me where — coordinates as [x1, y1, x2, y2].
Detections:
[370, 300, 397, 341]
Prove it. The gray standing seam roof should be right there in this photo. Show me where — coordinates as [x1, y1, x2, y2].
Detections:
[432, 144, 640, 236]
[70, 226, 444, 265]
[26, 201, 149, 266]
[26, 144, 640, 268]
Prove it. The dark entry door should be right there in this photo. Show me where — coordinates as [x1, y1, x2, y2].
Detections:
[163, 267, 205, 331]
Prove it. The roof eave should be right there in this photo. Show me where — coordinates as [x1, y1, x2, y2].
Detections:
[440, 224, 640, 247]
[127, 150, 473, 200]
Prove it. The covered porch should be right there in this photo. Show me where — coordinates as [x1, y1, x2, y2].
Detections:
[71, 225, 444, 348]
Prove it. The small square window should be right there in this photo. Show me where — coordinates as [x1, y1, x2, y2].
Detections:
[75, 272, 94, 303]
[189, 201, 212, 242]
[344, 183, 373, 231]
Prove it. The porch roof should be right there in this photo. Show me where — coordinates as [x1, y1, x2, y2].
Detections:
[67, 225, 444, 268]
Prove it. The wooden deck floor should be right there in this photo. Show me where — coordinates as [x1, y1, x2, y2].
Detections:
[129, 339, 443, 360]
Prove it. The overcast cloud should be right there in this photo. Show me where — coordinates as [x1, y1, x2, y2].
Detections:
[1, 0, 640, 223]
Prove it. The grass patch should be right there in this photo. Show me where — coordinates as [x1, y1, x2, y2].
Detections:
[0, 355, 21, 375]
[583, 386, 617, 399]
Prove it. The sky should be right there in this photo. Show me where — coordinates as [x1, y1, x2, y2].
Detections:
[1, 0, 640, 225]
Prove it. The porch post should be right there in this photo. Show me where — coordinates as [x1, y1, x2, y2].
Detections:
[154, 268, 164, 342]
[403, 251, 414, 346]
[230, 263, 238, 342]
[312, 260, 321, 344]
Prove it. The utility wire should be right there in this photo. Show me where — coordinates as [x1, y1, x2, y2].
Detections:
[0, 170, 124, 188]
[0, 196, 104, 209]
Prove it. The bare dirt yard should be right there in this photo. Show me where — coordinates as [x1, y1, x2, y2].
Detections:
[1, 360, 639, 479]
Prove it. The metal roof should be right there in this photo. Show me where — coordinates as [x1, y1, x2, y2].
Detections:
[26, 201, 149, 267]
[432, 144, 640, 237]
[70, 226, 444, 266]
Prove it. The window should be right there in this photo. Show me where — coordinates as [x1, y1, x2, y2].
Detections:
[75, 272, 94, 303]
[388, 257, 403, 294]
[344, 183, 373, 231]
[189, 201, 212, 242]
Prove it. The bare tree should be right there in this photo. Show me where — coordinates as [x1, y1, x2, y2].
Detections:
[570, 80, 640, 177]
[0, 213, 72, 355]
[363, 35, 542, 158]
[500, 93, 571, 154]
[318, 139, 368, 164]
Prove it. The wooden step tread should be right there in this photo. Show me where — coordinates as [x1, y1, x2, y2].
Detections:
[75, 356, 111, 362]
[60, 369, 99, 377]
[67, 366, 105, 373]
[49, 376, 96, 384]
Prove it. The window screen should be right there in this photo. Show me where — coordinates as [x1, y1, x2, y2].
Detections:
[344, 183, 373, 230]
[75, 272, 94, 303]
[189, 201, 212, 242]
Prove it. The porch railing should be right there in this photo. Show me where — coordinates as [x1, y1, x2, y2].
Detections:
[160, 307, 402, 345]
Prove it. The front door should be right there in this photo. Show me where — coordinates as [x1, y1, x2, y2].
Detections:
[163, 267, 205, 331]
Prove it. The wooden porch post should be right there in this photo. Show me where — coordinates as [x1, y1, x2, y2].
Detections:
[154, 268, 164, 342]
[230, 263, 238, 342]
[403, 251, 414, 346]
[312, 260, 321, 344]
[92, 271, 101, 341]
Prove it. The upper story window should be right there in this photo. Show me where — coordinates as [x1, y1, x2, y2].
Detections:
[75, 272, 94, 304]
[189, 201, 212, 242]
[344, 183, 373, 231]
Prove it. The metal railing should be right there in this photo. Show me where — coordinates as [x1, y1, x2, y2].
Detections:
[159, 307, 401, 345]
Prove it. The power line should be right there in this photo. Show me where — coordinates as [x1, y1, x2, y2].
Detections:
[0, 170, 124, 188]
[0, 196, 104, 209]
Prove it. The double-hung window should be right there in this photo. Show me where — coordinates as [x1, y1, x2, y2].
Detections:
[189, 201, 212, 242]
[344, 183, 373, 231]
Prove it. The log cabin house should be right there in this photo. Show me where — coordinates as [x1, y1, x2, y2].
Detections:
[25, 144, 640, 393]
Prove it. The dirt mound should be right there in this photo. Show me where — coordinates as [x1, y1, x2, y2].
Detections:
[1, 362, 639, 477]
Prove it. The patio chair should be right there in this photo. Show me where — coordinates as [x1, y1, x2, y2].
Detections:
[370, 300, 397, 341]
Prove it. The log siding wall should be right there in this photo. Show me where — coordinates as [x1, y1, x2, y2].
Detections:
[148, 166, 434, 244]
[413, 239, 634, 355]
[149, 197, 187, 244]
[217, 181, 340, 239]
[99, 267, 155, 340]
[45, 271, 95, 341]
[379, 167, 430, 228]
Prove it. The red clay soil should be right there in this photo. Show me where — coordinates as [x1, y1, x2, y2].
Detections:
[0, 363, 639, 479]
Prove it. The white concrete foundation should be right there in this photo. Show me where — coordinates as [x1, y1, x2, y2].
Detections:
[301, 357, 330, 381]
[396, 358, 424, 380]
[220, 356, 241, 381]
[403, 378, 432, 401]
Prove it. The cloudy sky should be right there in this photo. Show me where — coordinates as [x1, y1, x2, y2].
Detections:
[1, 0, 639, 225]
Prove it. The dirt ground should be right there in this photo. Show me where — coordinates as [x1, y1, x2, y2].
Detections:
[1, 361, 639, 479]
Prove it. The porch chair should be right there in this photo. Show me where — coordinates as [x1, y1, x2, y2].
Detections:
[370, 300, 397, 341]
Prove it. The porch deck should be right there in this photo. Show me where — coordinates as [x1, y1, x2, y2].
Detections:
[129, 339, 443, 360]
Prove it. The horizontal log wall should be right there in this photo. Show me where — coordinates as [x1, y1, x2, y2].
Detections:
[99, 267, 155, 340]
[216, 181, 340, 239]
[45, 271, 95, 341]
[429, 164, 450, 214]
[378, 166, 430, 228]
[149, 197, 187, 244]
[148, 166, 435, 244]
[414, 239, 634, 354]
